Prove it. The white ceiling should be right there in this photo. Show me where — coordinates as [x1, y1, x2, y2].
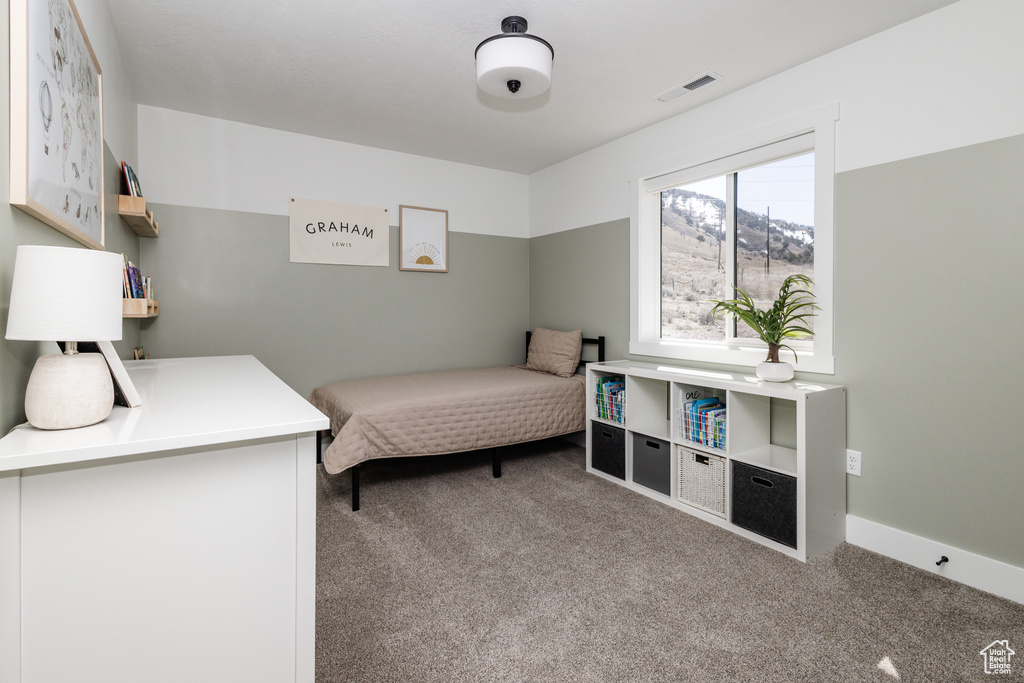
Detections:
[107, 0, 957, 175]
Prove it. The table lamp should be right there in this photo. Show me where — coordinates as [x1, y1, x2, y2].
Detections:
[5, 245, 124, 429]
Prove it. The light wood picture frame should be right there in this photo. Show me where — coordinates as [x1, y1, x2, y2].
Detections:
[399, 205, 448, 273]
[9, 0, 105, 250]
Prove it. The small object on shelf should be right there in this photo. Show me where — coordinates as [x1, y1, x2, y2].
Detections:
[122, 298, 159, 318]
[590, 421, 625, 480]
[677, 447, 727, 517]
[122, 256, 145, 299]
[731, 460, 798, 549]
[709, 274, 818, 379]
[121, 162, 134, 196]
[756, 361, 794, 382]
[633, 434, 671, 496]
[121, 254, 158, 318]
[118, 195, 159, 237]
[594, 374, 625, 423]
[120, 161, 144, 198]
[680, 397, 727, 450]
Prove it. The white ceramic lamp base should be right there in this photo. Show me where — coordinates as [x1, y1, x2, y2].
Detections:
[25, 352, 114, 429]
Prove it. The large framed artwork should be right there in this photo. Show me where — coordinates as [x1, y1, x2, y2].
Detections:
[9, 0, 105, 250]
[399, 205, 448, 273]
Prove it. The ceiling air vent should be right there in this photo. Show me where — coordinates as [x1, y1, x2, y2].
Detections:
[654, 71, 722, 103]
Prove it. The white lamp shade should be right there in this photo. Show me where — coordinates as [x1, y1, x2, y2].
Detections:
[476, 35, 553, 98]
[6, 245, 123, 342]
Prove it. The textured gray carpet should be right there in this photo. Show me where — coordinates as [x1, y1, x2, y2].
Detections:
[315, 440, 1023, 682]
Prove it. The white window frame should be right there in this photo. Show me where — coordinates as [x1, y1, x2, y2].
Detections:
[629, 104, 838, 374]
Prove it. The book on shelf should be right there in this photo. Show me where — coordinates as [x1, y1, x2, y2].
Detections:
[120, 253, 152, 300]
[697, 402, 722, 444]
[683, 397, 726, 448]
[595, 376, 625, 423]
[703, 407, 727, 450]
[129, 263, 143, 298]
[128, 165, 143, 197]
[120, 162, 132, 196]
[603, 382, 624, 422]
[120, 161, 144, 197]
[684, 397, 719, 441]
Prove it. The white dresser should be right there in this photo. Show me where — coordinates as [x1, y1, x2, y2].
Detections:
[0, 355, 329, 683]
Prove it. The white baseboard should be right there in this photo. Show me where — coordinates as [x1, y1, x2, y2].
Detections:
[846, 515, 1024, 605]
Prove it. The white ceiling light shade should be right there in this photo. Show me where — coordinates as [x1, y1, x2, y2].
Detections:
[475, 16, 554, 98]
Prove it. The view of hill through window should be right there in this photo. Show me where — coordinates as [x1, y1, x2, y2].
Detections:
[660, 152, 815, 342]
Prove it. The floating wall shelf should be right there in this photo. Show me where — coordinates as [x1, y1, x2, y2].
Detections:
[123, 298, 159, 318]
[118, 195, 158, 238]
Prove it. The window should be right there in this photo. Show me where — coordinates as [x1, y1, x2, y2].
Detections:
[630, 105, 837, 373]
[660, 148, 814, 342]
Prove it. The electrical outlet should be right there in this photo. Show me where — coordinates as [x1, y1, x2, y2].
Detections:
[846, 449, 862, 476]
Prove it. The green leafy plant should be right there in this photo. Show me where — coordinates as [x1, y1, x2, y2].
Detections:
[709, 274, 818, 363]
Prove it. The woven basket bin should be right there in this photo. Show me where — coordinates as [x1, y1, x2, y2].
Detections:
[677, 447, 726, 517]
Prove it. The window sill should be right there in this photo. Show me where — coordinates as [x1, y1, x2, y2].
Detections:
[629, 338, 835, 375]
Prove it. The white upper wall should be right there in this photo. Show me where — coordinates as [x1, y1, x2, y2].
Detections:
[528, 0, 1024, 237]
[75, 0, 137, 164]
[137, 107, 530, 238]
[135, 0, 1019, 240]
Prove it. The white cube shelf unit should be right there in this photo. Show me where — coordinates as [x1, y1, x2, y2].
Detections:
[585, 360, 846, 562]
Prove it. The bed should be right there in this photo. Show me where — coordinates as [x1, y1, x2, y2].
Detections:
[309, 328, 605, 509]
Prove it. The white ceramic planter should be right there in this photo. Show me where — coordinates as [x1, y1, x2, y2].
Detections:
[756, 361, 794, 382]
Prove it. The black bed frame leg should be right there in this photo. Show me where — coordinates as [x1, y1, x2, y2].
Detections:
[351, 464, 360, 511]
[316, 430, 323, 465]
[492, 449, 501, 478]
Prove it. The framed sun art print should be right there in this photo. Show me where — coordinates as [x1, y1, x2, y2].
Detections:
[9, 0, 105, 249]
[399, 205, 448, 273]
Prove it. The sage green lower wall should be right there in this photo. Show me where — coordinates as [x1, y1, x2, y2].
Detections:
[138, 204, 529, 399]
[529, 134, 1024, 569]
[834, 133, 1024, 568]
[529, 219, 631, 362]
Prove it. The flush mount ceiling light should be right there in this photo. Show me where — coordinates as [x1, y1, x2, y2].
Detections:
[475, 16, 554, 98]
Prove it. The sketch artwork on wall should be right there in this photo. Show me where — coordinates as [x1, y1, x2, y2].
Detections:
[9, 0, 105, 249]
[399, 205, 449, 273]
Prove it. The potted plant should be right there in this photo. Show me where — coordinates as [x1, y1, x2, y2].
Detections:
[709, 274, 818, 382]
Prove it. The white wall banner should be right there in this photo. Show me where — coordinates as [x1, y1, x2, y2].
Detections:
[289, 197, 389, 266]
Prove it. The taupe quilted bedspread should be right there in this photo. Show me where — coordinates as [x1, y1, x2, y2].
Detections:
[309, 366, 585, 474]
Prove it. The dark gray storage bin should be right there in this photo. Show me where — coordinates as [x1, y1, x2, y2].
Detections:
[731, 461, 798, 549]
[590, 421, 625, 480]
[632, 433, 670, 496]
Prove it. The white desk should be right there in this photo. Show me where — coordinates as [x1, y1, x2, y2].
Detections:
[0, 356, 329, 683]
